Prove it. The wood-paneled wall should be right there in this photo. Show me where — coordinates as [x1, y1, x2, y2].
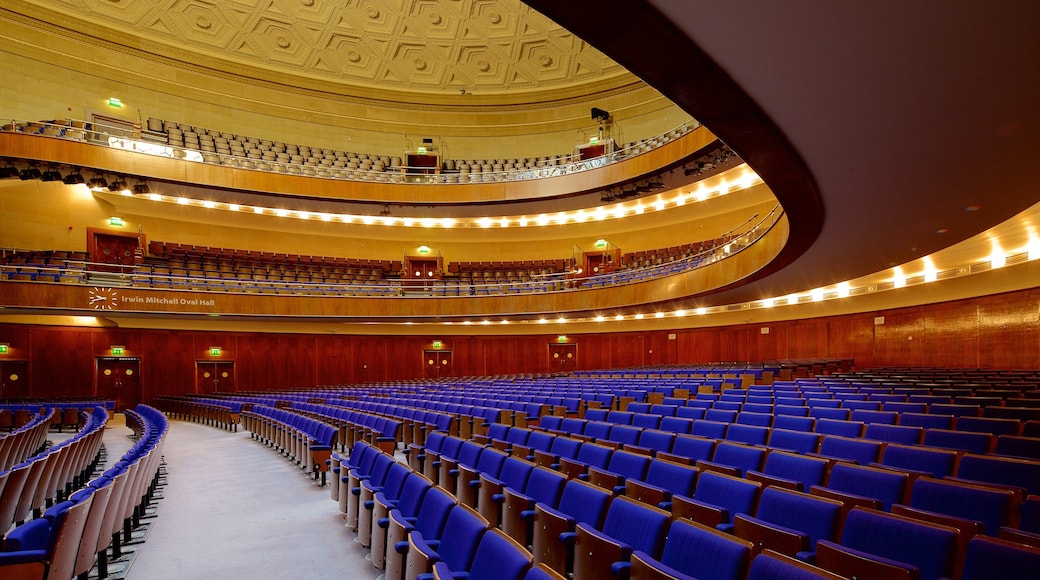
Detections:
[1, 287, 1038, 405]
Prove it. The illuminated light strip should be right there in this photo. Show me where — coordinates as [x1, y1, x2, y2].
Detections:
[118, 166, 761, 228]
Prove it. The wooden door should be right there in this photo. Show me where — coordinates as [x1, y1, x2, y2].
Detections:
[548, 343, 577, 373]
[89, 230, 141, 273]
[423, 350, 453, 379]
[196, 361, 235, 394]
[0, 361, 30, 399]
[95, 358, 141, 411]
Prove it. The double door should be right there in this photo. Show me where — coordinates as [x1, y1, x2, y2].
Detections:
[95, 357, 140, 411]
[196, 361, 235, 394]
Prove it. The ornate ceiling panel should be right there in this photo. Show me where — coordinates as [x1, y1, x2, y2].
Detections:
[36, 0, 630, 95]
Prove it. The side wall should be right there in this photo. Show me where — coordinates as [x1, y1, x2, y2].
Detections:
[1, 287, 1037, 403]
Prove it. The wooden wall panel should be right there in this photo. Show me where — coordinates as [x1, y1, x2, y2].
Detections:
[29, 328, 94, 399]
[2, 287, 1040, 403]
[977, 289, 1040, 369]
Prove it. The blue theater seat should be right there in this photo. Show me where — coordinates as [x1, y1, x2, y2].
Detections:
[658, 416, 693, 434]
[747, 450, 829, 492]
[700, 441, 766, 477]
[905, 476, 1016, 537]
[733, 487, 842, 562]
[899, 412, 954, 430]
[816, 508, 959, 580]
[477, 457, 535, 527]
[629, 518, 754, 580]
[531, 479, 612, 576]
[624, 459, 699, 510]
[814, 435, 883, 465]
[605, 424, 642, 448]
[408, 504, 489, 580]
[768, 428, 822, 454]
[725, 423, 770, 446]
[672, 470, 762, 532]
[747, 550, 847, 580]
[660, 434, 715, 465]
[993, 435, 1040, 460]
[571, 496, 671, 579]
[814, 462, 908, 511]
[501, 466, 567, 547]
[923, 428, 992, 454]
[634, 429, 675, 456]
[863, 423, 923, 445]
[956, 416, 1022, 437]
[388, 486, 456, 580]
[956, 453, 1040, 495]
[814, 418, 864, 438]
[587, 450, 650, 495]
[558, 442, 612, 481]
[773, 414, 816, 432]
[431, 528, 532, 580]
[876, 443, 957, 478]
[373, 473, 432, 570]
[961, 536, 1040, 580]
[691, 419, 730, 439]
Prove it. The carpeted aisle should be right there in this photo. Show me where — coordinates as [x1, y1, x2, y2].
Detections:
[124, 419, 376, 580]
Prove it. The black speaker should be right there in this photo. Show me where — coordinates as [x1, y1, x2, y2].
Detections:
[591, 107, 610, 121]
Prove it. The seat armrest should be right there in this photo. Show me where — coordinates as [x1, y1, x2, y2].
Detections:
[733, 513, 809, 557]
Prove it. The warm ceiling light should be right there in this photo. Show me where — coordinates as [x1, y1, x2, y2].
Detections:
[893, 267, 906, 288]
[253, 207, 264, 214]
[811, 288, 824, 301]
[87, 176, 108, 190]
[675, 309, 687, 317]
[762, 298, 775, 308]
[989, 242, 1006, 268]
[177, 197, 190, 205]
[634, 313, 644, 320]
[594, 315, 605, 322]
[202, 200, 216, 209]
[1027, 234, 1040, 260]
[922, 257, 938, 282]
[229, 204, 240, 211]
[837, 282, 851, 298]
[655, 312, 664, 318]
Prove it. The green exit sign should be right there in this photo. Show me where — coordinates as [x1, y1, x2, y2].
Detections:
[111, 346, 124, 356]
[209, 347, 222, 356]
[0, 344, 8, 354]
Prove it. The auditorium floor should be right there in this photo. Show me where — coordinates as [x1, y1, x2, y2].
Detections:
[120, 419, 377, 580]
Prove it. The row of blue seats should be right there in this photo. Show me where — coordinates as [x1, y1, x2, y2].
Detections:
[242, 404, 338, 484]
[0, 408, 53, 471]
[0, 404, 169, 580]
[571, 408, 1039, 457]
[0, 407, 108, 536]
[473, 424, 1040, 534]
[356, 434, 1040, 580]
[539, 414, 1040, 496]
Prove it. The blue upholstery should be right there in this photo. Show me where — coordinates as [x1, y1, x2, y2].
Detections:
[899, 412, 954, 430]
[658, 416, 693, 434]
[633, 518, 753, 580]
[516, 467, 567, 511]
[606, 411, 634, 425]
[994, 435, 1040, 460]
[815, 435, 882, 465]
[962, 535, 1040, 580]
[705, 409, 738, 423]
[606, 425, 641, 447]
[726, 424, 770, 446]
[580, 496, 671, 569]
[675, 406, 706, 420]
[548, 479, 612, 530]
[669, 435, 716, 463]
[814, 419, 864, 438]
[773, 415, 816, 432]
[691, 419, 729, 438]
[877, 443, 957, 477]
[863, 424, 922, 445]
[1020, 495, 1040, 534]
[377, 472, 430, 530]
[739, 487, 842, 561]
[923, 428, 992, 454]
[547, 437, 581, 463]
[629, 460, 698, 509]
[487, 423, 510, 443]
[809, 407, 849, 421]
[524, 431, 555, 457]
[538, 416, 563, 431]
[850, 410, 898, 425]
[649, 404, 678, 417]
[583, 409, 609, 422]
[435, 529, 532, 580]
[583, 421, 613, 441]
[736, 411, 774, 427]
[823, 462, 907, 511]
[636, 429, 675, 454]
[631, 413, 661, 430]
[747, 550, 843, 580]
[680, 470, 761, 532]
[956, 416, 1021, 436]
[409, 505, 488, 574]
[768, 429, 822, 454]
[752, 451, 828, 491]
[909, 476, 1014, 536]
[710, 441, 767, 476]
[823, 508, 959, 580]
[931, 404, 982, 418]
[559, 418, 587, 435]
[486, 458, 534, 505]
[394, 487, 456, 555]
[957, 453, 1040, 494]
[601, 450, 650, 488]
